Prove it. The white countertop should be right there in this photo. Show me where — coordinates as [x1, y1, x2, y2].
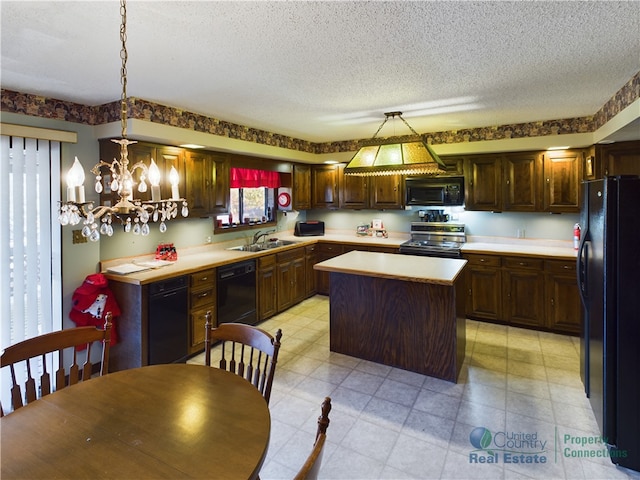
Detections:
[462, 236, 577, 258]
[102, 230, 575, 285]
[313, 250, 467, 286]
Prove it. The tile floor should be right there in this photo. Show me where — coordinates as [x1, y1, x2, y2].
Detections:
[189, 295, 640, 480]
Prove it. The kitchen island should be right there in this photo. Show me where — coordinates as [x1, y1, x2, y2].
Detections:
[314, 251, 467, 382]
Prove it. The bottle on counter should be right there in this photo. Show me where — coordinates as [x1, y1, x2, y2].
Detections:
[574, 223, 581, 250]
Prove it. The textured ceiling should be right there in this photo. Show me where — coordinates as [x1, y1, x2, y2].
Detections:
[1, 1, 639, 143]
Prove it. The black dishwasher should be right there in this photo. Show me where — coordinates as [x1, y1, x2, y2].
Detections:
[148, 276, 188, 364]
[217, 260, 257, 326]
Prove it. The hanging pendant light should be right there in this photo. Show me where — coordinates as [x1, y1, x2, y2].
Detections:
[343, 111, 446, 176]
[57, 0, 188, 241]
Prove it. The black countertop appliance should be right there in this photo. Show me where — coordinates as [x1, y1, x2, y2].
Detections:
[577, 176, 640, 472]
[294, 221, 325, 237]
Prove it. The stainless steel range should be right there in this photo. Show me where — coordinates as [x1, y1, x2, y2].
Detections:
[399, 222, 466, 258]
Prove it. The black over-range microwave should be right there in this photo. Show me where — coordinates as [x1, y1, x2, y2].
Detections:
[405, 176, 465, 206]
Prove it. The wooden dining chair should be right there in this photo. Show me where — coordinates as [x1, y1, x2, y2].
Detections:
[0, 313, 112, 415]
[204, 311, 282, 404]
[293, 396, 332, 480]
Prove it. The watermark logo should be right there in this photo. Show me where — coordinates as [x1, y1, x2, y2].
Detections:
[468, 426, 548, 465]
[469, 427, 494, 453]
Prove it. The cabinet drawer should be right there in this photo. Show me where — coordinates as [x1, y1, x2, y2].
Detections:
[190, 286, 216, 310]
[503, 256, 544, 270]
[190, 269, 215, 288]
[276, 247, 304, 263]
[259, 254, 276, 269]
[545, 259, 576, 274]
[317, 243, 344, 254]
[465, 254, 501, 267]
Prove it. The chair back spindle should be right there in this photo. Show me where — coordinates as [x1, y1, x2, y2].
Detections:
[204, 311, 282, 404]
[0, 314, 112, 414]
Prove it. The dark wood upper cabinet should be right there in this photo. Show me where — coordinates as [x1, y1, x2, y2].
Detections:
[503, 152, 542, 211]
[369, 175, 403, 209]
[185, 150, 229, 217]
[542, 149, 582, 213]
[596, 140, 640, 178]
[340, 174, 368, 209]
[292, 164, 311, 210]
[311, 164, 340, 209]
[465, 155, 502, 211]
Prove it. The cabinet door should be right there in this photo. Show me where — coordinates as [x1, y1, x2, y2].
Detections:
[504, 152, 541, 211]
[466, 264, 503, 322]
[465, 155, 502, 211]
[305, 245, 317, 297]
[545, 260, 581, 334]
[276, 260, 294, 311]
[190, 308, 210, 353]
[545, 274, 582, 334]
[292, 164, 311, 210]
[341, 175, 368, 209]
[156, 146, 186, 201]
[258, 256, 277, 320]
[369, 174, 403, 209]
[185, 151, 212, 217]
[210, 154, 230, 214]
[311, 165, 340, 208]
[543, 150, 582, 213]
[291, 257, 306, 305]
[502, 257, 545, 328]
[598, 140, 640, 177]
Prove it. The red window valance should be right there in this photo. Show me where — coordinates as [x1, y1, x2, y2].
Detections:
[230, 168, 282, 188]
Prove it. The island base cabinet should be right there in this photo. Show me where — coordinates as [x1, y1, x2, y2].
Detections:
[328, 272, 466, 382]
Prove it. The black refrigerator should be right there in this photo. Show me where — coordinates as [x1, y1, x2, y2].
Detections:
[577, 176, 640, 472]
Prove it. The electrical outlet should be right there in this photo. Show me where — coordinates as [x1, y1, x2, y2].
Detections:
[72, 230, 87, 244]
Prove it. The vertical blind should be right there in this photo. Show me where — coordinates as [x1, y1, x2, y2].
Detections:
[0, 135, 62, 410]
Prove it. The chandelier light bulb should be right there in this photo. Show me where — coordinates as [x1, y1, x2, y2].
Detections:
[66, 157, 86, 202]
[149, 159, 162, 201]
[169, 166, 180, 199]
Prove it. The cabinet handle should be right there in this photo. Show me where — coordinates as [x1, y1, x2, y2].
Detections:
[506, 180, 510, 185]
[480, 258, 486, 262]
[201, 277, 208, 281]
[563, 265, 570, 269]
[551, 298, 555, 306]
[546, 178, 550, 183]
[518, 262, 528, 266]
[198, 292, 209, 298]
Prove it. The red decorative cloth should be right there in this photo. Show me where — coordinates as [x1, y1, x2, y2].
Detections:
[69, 273, 120, 348]
[230, 168, 281, 188]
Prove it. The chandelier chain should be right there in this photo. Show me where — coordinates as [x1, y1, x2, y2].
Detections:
[119, 0, 128, 139]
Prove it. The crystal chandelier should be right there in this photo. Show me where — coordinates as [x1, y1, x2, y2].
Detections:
[57, 0, 188, 241]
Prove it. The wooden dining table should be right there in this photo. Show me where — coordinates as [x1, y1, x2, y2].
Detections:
[1, 363, 271, 479]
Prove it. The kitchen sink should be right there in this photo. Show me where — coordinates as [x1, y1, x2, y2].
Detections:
[227, 239, 299, 252]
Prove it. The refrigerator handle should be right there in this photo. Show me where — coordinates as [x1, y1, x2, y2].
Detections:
[577, 232, 588, 307]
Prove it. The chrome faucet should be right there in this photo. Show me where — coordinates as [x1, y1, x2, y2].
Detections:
[252, 229, 276, 245]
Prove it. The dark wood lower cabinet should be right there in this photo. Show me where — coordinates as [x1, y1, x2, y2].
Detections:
[502, 257, 545, 329]
[545, 259, 582, 334]
[465, 254, 503, 322]
[257, 255, 277, 321]
[465, 253, 581, 335]
[276, 248, 306, 312]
